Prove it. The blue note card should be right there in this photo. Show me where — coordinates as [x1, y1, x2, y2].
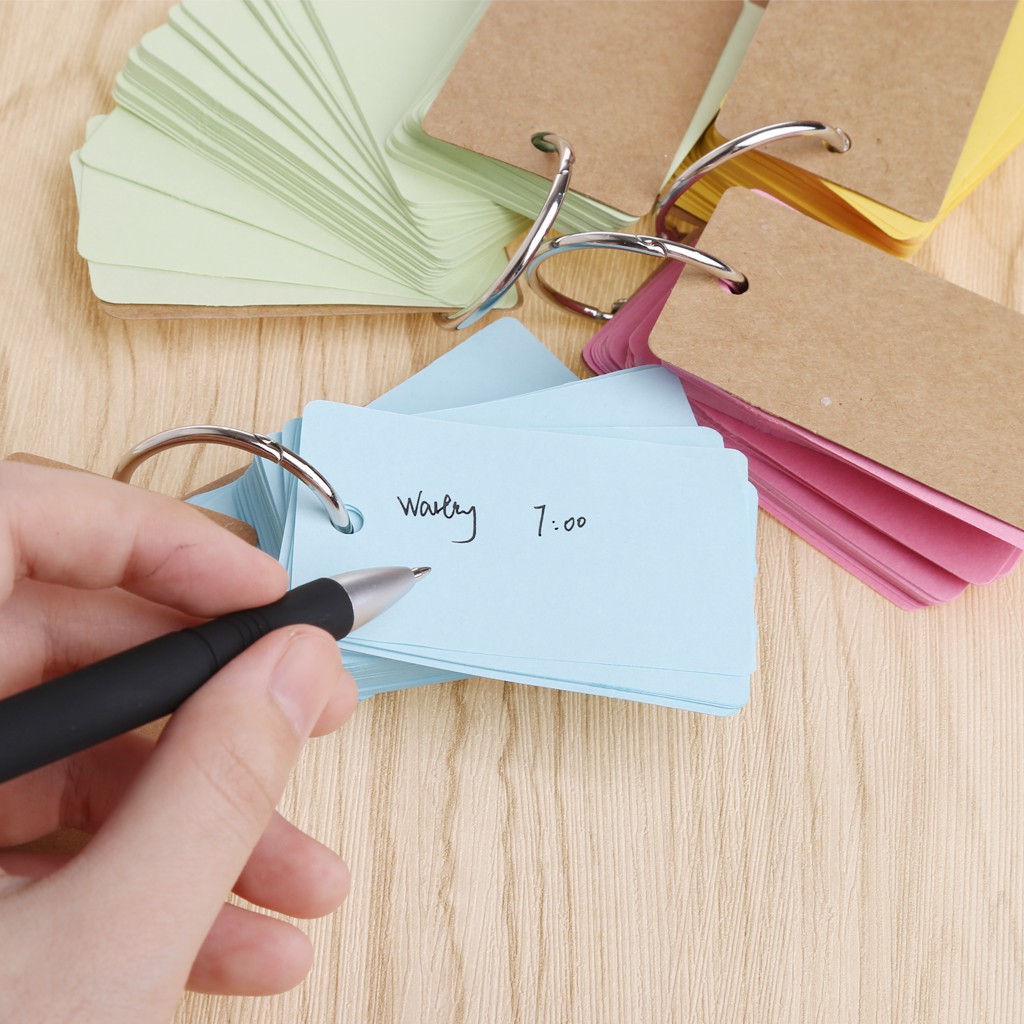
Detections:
[287, 400, 756, 708]
[191, 318, 759, 713]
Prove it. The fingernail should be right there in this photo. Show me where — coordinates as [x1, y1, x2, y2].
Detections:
[268, 630, 340, 738]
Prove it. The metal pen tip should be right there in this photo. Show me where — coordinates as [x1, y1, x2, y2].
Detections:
[411, 566, 431, 580]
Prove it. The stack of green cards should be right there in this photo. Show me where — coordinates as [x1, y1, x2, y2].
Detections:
[72, 0, 525, 312]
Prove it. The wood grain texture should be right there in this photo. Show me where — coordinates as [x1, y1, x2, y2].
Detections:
[0, 4, 1021, 1023]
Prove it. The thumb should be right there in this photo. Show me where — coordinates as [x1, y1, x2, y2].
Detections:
[57, 626, 344, 994]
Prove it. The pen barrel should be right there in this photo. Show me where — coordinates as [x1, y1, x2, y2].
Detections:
[0, 577, 353, 784]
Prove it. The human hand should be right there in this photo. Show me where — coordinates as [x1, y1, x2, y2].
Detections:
[0, 460, 357, 1022]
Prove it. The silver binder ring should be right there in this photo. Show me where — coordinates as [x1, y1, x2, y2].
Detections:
[525, 231, 746, 322]
[436, 132, 574, 331]
[655, 120, 851, 237]
[114, 424, 353, 534]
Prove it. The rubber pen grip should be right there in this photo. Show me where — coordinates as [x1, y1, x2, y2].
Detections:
[0, 577, 353, 784]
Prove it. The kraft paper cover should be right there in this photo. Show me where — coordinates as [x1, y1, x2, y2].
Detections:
[714, 0, 1016, 222]
[422, 0, 743, 217]
[648, 189, 1024, 528]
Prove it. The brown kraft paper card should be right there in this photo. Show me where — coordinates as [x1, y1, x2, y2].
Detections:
[423, 0, 743, 218]
[713, 0, 1016, 222]
[647, 188, 1024, 528]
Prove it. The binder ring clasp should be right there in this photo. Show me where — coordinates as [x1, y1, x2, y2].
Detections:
[114, 425, 353, 534]
[437, 132, 574, 331]
[525, 232, 747, 322]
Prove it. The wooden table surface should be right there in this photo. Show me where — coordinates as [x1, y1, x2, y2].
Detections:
[2, 3, 1022, 1022]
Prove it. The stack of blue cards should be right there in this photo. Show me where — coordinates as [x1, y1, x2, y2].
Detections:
[191, 320, 758, 714]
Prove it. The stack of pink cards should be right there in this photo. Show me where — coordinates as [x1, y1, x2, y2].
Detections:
[583, 248, 1023, 609]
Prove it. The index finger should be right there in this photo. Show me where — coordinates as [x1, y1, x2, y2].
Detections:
[0, 460, 287, 616]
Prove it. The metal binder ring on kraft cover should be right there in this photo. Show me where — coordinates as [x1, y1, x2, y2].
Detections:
[525, 120, 849, 323]
[114, 424, 353, 534]
[655, 120, 851, 238]
[436, 132, 574, 331]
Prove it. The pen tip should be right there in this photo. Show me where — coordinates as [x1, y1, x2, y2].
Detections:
[411, 566, 431, 580]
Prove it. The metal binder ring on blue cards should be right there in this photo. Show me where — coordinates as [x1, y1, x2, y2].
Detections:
[525, 231, 747, 322]
[114, 424, 353, 534]
[654, 120, 851, 238]
[436, 132, 574, 331]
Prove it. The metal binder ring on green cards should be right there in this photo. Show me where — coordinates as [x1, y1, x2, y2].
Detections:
[114, 424, 353, 534]
[436, 132, 574, 331]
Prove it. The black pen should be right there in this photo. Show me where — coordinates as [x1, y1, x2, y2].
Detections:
[0, 566, 429, 784]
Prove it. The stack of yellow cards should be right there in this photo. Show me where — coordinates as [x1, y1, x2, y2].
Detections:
[664, 0, 1024, 255]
